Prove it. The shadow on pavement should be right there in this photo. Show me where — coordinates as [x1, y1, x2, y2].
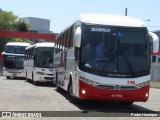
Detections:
[3, 77, 26, 80]
[25, 79, 56, 88]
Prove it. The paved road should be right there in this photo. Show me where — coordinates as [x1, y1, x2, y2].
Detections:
[0, 76, 159, 120]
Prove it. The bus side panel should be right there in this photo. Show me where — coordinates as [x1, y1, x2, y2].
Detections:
[24, 59, 34, 80]
[65, 49, 77, 92]
[54, 52, 66, 90]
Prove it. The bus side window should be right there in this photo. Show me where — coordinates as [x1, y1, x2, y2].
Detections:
[64, 31, 67, 50]
[75, 47, 80, 65]
[68, 26, 74, 49]
[55, 39, 59, 54]
[33, 54, 36, 67]
[57, 38, 61, 53]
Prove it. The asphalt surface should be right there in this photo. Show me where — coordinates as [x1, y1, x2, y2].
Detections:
[0, 76, 160, 120]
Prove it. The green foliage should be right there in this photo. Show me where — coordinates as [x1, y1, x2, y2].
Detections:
[11, 38, 25, 42]
[0, 38, 12, 52]
[25, 40, 33, 44]
[0, 8, 3, 13]
[0, 9, 29, 32]
[0, 9, 31, 52]
[11, 38, 33, 44]
[0, 10, 18, 31]
[14, 21, 29, 32]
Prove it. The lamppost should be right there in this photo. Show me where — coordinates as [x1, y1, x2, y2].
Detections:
[143, 19, 151, 29]
[144, 19, 151, 22]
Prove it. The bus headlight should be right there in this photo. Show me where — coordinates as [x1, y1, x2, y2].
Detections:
[79, 76, 99, 86]
[145, 93, 149, 97]
[36, 72, 45, 75]
[136, 81, 150, 88]
[81, 89, 86, 94]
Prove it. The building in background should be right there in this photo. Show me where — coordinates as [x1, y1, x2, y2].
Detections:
[20, 17, 52, 34]
[20, 17, 53, 43]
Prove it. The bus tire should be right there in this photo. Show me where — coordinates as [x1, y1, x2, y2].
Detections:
[118, 101, 134, 105]
[67, 78, 79, 103]
[33, 81, 38, 85]
[6, 76, 10, 79]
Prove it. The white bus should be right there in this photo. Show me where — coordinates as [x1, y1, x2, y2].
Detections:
[53, 14, 159, 105]
[2, 42, 31, 79]
[24, 42, 55, 85]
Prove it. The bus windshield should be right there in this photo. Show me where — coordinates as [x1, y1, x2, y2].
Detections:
[4, 55, 24, 69]
[81, 24, 150, 78]
[5, 45, 26, 54]
[36, 47, 54, 68]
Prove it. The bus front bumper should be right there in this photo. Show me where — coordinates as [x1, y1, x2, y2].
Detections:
[79, 80, 149, 102]
[3, 69, 25, 78]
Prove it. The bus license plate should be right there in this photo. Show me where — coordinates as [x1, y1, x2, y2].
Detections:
[13, 74, 17, 77]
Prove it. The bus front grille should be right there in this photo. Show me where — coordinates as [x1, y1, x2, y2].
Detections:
[44, 77, 53, 80]
[96, 84, 138, 90]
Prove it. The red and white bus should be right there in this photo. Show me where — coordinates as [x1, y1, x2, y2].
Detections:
[53, 14, 159, 105]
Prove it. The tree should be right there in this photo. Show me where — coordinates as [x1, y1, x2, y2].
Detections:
[0, 9, 30, 52]
[16, 22, 29, 32]
[0, 9, 29, 32]
[0, 10, 18, 31]
[0, 8, 3, 13]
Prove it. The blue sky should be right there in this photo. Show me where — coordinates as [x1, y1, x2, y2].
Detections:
[0, 0, 160, 33]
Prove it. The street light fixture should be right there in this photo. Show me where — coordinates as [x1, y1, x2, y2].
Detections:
[144, 19, 151, 22]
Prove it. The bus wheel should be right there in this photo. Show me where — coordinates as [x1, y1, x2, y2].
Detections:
[67, 80, 79, 103]
[33, 81, 38, 85]
[6, 76, 10, 79]
[118, 101, 134, 105]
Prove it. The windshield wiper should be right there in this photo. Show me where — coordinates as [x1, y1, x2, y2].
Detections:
[122, 54, 135, 77]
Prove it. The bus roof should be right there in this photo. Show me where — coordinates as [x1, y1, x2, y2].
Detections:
[25, 42, 55, 50]
[58, 14, 147, 37]
[6, 42, 31, 47]
[2, 52, 25, 56]
[76, 14, 146, 27]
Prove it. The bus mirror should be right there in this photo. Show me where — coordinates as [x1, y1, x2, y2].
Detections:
[149, 32, 159, 53]
[74, 27, 81, 47]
